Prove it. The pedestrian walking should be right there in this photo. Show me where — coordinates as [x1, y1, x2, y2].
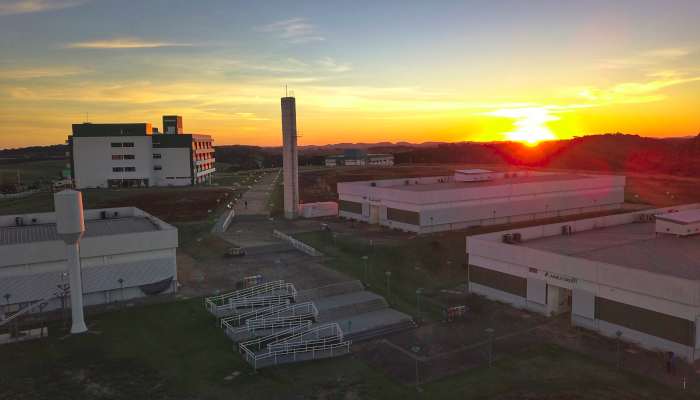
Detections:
[245, 200, 248, 209]
[670, 351, 677, 376]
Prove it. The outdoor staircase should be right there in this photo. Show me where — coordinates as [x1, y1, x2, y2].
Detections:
[349, 318, 417, 342]
[296, 281, 364, 303]
[243, 242, 294, 255]
[316, 298, 389, 322]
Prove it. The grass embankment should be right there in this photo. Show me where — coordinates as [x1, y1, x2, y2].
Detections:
[0, 299, 690, 399]
[291, 230, 469, 323]
[0, 159, 67, 186]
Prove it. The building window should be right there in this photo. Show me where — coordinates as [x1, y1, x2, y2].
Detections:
[110, 128, 134, 134]
[112, 155, 123, 160]
[112, 167, 124, 172]
[125, 167, 135, 172]
[111, 143, 123, 148]
[153, 143, 161, 148]
[153, 154, 161, 159]
[123, 142, 134, 147]
[154, 166, 162, 171]
[124, 155, 135, 160]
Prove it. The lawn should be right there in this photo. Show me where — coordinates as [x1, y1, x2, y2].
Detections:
[0, 299, 690, 400]
[0, 159, 67, 187]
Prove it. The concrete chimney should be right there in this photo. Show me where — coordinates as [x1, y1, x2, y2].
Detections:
[54, 190, 88, 333]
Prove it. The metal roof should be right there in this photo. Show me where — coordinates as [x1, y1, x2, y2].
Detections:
[656, 209, 700, 225]
[392, 173, 592, 193]
[515, 223, 700, 280]
[455, 169, 493, 174]
[0, 217, 159, 246]
[0, 257, 175, 304]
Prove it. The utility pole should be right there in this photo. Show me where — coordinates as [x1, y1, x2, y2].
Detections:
[17, 170, 21, 186]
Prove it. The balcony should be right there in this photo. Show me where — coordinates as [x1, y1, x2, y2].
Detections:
[194, 167, 216, 178]
[194, 157, 215, 166]
[193, 148, 215, 155]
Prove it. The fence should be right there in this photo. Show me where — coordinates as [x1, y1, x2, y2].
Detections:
[0, 296, 54, 327]
[1, 189, 43, 199]
[273, 230, 322, 257]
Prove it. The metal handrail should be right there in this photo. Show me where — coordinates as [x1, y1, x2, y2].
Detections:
[273, 230, 320, 256]
[0, 296, 54, 326]
[220, 302, 288, 328]
[205, 280, 290, 310]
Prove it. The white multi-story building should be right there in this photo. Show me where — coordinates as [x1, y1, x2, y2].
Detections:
[0, 205, 179, 314]
[337, 169, 625, 234]
[466, 204, 700, 360]
[67, 115, 215, 188]
[325, 149, 394, 167]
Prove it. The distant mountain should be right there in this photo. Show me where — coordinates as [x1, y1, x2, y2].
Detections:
[293, 142, 451, 150]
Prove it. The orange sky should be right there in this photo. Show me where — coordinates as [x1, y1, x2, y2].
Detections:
[1, 1, 699, 148]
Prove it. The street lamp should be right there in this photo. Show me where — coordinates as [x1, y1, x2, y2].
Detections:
[118, 278, 125, 313]
[362, 256, 369, 287]
[236, 230, 242, 248]
[549, 310, 556, 346]
[615, 330, 623, 370]
[412, 346, 421, 392]
[486, 328, 495, 368]
[414, 267, 420, 289]
[634, 194, 639, 210]
[416, 289, 421, 324]
[388, 221, 393, 242]
[250, 332, 259, 374]
[231, 309, 239, 346]
[213, 290, 220, 326]
[275, 259, 281, 280]
[59, 272, 68, 329]
[386, 271, 392, 303]
[199, 276, 204, 308]
[446, 261, 451, 276]
[461, 283, 467, 306]
[347, 320, 353, 358]
[333, 233, 338, 257]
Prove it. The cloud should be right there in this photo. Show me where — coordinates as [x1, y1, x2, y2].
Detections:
[255, 18, 326, 43]
[317, 57, 350, 73]
[0, 0, 88, 16]
[68, 38, 192, 49]
[595, 47, 694, 69]
[577, 72, 700, 103]
[0, 66, 92, 78]
[235, 112, 270, 121]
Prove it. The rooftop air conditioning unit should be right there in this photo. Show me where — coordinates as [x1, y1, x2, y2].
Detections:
[405, 180, 409, 185]
[504, 173, 510, 178]
[511, 173, 517, 178]
[502, 233, 513, 244]
[370, 182, 376, 187]
[512, 232, 522, 242]
[100, 211, 107, 220]
[562, 225, 572, 235]
[113, 211, 119, 217]
[15, 217, 23, 226]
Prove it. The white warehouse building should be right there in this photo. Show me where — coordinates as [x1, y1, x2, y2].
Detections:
[467, 204, 700, 360]
[68, 115, 215, 189]
[337, 169, 626, 234]
[0, 205, 179, 315]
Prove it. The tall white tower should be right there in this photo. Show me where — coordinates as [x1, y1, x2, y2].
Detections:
[282, 95, 299, 219]
[54, 190, 88, 333]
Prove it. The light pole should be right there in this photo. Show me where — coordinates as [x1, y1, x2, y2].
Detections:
[389, 221, 393, 242]
[446, 261, 451, 276]
[275, 259, 281, 280]
[362, 256, 369, 287]
[231, 309, 239, 347]
[118, 278, 125, 313]
[416, 289, 421, 324]
[347, 320, 353, 358]
[550, 310, 556, 346]
[250, 332, 258, 374]
[333, 233, 338, 257]
[486, 328, 494, 368]
[461, 283, 467, 306]
[414, 267, 420, 289]
[412, 346, 421, 392]
[58, 272, 69, 329]
[213, 290, 220, 326]
[634, 194, 639, 210]
[236, 230, 242, 248]
[386, 271, 392, 303]
[615, 330, 623, 370]
[199, 276, 204, 308]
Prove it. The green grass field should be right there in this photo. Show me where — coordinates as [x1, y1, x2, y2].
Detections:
[0, 159, 67, 187]
[0, 298, 691, 400]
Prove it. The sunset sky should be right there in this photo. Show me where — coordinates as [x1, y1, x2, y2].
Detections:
[1, 0, 699, 148]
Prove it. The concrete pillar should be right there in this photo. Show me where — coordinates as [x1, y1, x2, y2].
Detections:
[282, 96, 299, 219]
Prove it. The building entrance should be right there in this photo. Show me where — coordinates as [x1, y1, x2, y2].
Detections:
[370, 205, 379, 224]
[546, 284, 572, 317]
